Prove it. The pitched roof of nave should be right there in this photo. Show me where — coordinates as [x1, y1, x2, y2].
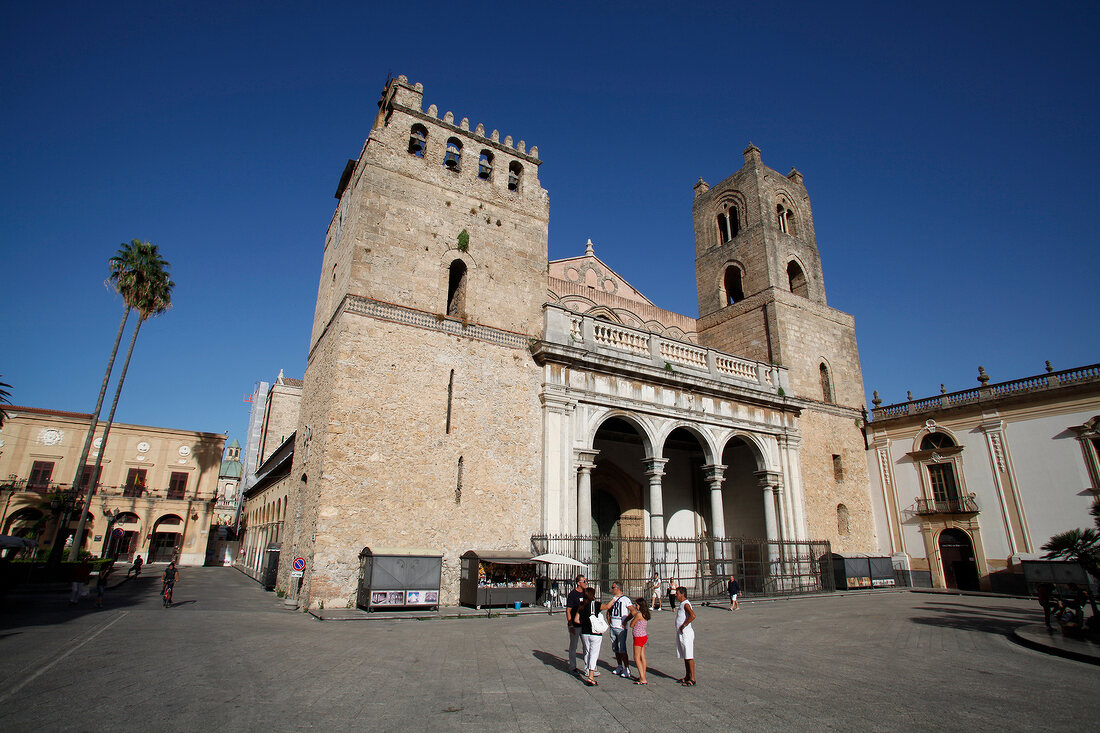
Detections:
[547, 239, 699, 343]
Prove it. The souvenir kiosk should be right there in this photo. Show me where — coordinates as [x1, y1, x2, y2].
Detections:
[357, 547, 442, 611]
[460, 550, 537, 609]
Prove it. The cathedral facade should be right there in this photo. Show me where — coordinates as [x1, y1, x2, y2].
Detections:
[277, 76, 876, 609]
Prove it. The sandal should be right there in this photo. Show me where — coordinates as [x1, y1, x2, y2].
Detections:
[633, 680, 648, 685]
[680, 679, 696, 686]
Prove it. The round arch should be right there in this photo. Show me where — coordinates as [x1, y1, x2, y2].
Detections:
[937, 527, 980, 591]
[3, 506, 44, 537]
[655, 421, 718, 466]
[912, 422, 963, 452]
[584, 409, 658, 457]
[717, 431, 771, 472]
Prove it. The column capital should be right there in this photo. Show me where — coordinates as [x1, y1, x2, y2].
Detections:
[574, 448, 599, 471]
[978, 418, 1005, 434]
[701, 463, 727, 487]
[754, 470, 780, 489]
[643, 456, 669, 479]
[540, 392, 577, 413]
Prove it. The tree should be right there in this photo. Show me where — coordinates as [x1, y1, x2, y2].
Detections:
[67, 241, 174, 562]
[1042, 502, 1100, 622]
[0, 376, 11, 427]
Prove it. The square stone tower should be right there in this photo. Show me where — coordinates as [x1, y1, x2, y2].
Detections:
[692, 145, 875, 552]
[285, 76, 550, 608]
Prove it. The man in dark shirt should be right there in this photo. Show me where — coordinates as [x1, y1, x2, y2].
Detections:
[566, 574, 587, 674]
[727, 574, 741, 611]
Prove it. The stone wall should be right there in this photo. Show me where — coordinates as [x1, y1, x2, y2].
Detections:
[285, 310, 544, 609]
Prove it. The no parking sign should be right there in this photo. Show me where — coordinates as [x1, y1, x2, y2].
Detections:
[291, 556, 306, 577]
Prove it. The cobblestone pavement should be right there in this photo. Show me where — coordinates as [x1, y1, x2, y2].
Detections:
[0, 568, 1097, 732]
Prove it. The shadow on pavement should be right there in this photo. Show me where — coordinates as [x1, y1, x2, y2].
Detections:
[0, 575, 159, 629]
[911, 603, 1038, 636]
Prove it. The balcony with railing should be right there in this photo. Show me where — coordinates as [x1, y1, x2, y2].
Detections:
[538, 305, 788, 394]
[914, 495, 979, 516]
[871, 363, 1100, 421]
[1, 478, 208, 502]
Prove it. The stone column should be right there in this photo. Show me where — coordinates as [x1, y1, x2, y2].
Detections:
[702, 463, 727, 576]
[643, 457, 669, 538]
[644, 457, 669, 574]
[756, 470, 781, 565]
[575, 449, 599, 544]
[701, 464, 727, 538]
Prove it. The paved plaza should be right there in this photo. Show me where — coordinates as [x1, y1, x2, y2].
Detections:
[0, 568, 1097, 731]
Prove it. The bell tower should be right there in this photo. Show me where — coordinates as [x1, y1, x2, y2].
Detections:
[692, 145, 875, 552]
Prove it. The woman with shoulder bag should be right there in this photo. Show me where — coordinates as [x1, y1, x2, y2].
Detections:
[578, 587, 606, 685]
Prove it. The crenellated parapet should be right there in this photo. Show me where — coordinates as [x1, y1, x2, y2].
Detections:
[384, 75, 541, 164]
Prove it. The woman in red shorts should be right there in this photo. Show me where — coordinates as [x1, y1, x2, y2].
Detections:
[629, 597, 651, 684]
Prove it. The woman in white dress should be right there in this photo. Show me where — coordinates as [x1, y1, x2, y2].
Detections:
[673, 585, 696, 686]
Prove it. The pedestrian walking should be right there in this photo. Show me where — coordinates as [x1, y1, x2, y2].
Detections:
[578, 586, 605, 686]
[650, 571, 662, 611]
[606, 581, 634, 677]
[566, 574, 587, 673]
[69, 561, 92, 605]
[93, 564, 111, 608]
[727, 573, 741, 611]
[629, 596, 650, 684]
[1037, 582, 1054, 629]
[667, 575, 678, 610]
[674, 586, 696, 686]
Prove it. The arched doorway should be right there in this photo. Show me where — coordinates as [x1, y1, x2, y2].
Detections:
[661, 427, 709, 587]
[719, 436, 766, 538]
[3, 507, 44, 539]
[591, 417, 647, 593]
[150, 514, 184, 563]
[939, 528, 980, 591]
[107, 512, 141, 561]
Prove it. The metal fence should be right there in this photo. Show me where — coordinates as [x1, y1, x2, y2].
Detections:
[531, 534, 834, 604]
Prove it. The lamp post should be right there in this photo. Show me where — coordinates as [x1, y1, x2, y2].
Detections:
[46, 485, 79, 566]
[100, 506, 122, 560]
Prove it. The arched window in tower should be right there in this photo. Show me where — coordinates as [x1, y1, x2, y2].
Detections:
[723, 265, 744, 305]
[478, 150, 493, 181]
[508, 161, 523, 192]
[408, 124, 427, 157]
[837, 503, 850, 536]
[716, 207, 740, 244]
[787, 260, 808, 297]
[820, 362, 833, 403]
[446, 259, 467, 317]
[444, 138, 462, 171]
[776, 202, 797, 235]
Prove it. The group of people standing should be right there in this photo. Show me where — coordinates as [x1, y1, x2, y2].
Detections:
[566, 574, 697, 687]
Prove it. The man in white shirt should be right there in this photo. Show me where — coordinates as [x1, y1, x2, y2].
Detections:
[606, 581, 634, 677]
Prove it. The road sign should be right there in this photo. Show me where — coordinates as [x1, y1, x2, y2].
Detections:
[292, 557, 306, 572]
[290, 570, 303, 578]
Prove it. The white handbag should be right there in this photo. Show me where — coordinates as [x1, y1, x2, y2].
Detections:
[590, 608, 609, 634]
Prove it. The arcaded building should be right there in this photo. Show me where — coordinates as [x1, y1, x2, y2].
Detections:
[277, 76, 877, 609]
[0, 406, 225, 565]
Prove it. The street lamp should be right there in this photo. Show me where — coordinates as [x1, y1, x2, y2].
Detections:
[100, 506, 123, 560]
[46, 485, 79, 566]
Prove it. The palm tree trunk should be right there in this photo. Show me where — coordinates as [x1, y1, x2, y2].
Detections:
[54, 306, 129, 565]
[68, 317, 143, 562]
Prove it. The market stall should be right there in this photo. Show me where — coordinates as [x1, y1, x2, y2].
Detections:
[459, 550, 538, 609]
[357, 547, 442, 611]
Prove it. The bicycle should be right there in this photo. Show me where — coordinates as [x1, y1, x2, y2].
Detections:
[162, 581, 174, 608]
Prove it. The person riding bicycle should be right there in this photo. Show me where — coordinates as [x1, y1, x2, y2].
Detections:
[162, 561, 179, 604]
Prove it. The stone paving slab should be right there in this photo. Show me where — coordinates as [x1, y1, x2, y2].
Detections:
[0, 567, 1097, 732]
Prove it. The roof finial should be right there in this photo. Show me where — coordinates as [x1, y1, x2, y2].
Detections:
[585, 238, 594, 256]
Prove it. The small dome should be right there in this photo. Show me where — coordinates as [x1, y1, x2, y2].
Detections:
[219, 459, 243, 479]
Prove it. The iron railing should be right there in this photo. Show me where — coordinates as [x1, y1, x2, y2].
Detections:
[914, 496, 979, 515]
[531, 534, 834, 604]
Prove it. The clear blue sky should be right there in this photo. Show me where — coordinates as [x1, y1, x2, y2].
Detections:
[2, 2, 1097, 444]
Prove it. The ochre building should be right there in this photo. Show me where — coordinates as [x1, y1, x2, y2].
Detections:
[0, 406, 225, 566]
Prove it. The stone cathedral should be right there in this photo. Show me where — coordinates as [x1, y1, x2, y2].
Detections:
[278, 75, 876, 609]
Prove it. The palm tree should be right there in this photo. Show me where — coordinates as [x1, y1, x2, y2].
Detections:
[67, 241, 174, 562]
[0, 376, 11, 427]
[1042, 502, 1100, 622]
